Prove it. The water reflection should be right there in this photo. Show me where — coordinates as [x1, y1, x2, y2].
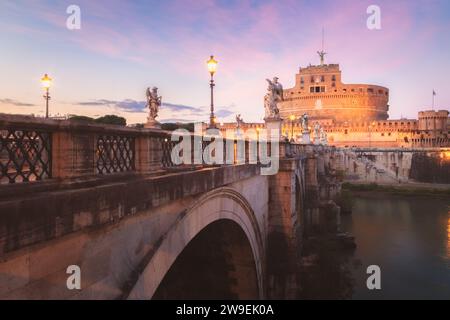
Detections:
[341, 195, 450, 300]
[447, 211, 450, 261]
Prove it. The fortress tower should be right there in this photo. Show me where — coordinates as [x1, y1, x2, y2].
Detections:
[278, 53, 389, 122]
[418, 110, 449, 131]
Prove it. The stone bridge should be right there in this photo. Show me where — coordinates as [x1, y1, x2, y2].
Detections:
[0, 114, 341, 299]
[336, 147, 450, 184]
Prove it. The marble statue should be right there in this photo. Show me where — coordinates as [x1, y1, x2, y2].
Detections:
[236, 114, 244, 128]
[314, 122, 320, 139]
[320, 129, 328, 145]
[145, 87, 162, 128]
[301, 113, 309, 132]
[146, 87, 161, 121]
[264, 77, 283, 119]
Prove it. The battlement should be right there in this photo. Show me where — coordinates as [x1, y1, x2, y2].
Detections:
[418, 110, 449, 118]
[299, 64, 340, 74]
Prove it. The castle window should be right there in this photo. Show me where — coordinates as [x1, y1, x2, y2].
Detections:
[351, 89, 355, 92]
[320, 86, 325, 92]
[332, 75, 336, 81]
[315, 86, 320, 93]
[343, 88, 347, 92]
[310, 87, 314, 93]
[310, 76, 314, 83]
[331, 82, 335, 87]
[368, 88, 374, 93]
[321, 75, 325, 82]
[378, 90, 383, 94]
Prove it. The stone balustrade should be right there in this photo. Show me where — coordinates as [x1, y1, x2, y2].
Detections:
[1, 114, 308, 186]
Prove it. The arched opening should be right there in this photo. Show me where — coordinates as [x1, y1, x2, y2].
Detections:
[153, 219, 259, 299]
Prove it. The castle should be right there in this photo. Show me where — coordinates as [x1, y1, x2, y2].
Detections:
[278, 63, 389, 122]
[218, 54, 449, 148]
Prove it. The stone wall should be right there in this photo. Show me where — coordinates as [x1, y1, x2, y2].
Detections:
[409, 152, 450, 184]
[0, 165, 268, 299]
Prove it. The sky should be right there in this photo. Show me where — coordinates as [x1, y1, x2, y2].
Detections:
[0, 0, 449, 124]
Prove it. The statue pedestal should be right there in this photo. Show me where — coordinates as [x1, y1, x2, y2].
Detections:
[264, 116, 282, 141]
[144, 118, 161, 129]
[301, 131, 311, 144]
[314, 136, 321, 145]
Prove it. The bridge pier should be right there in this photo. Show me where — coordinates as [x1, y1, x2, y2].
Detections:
[266, 158, 303, 299]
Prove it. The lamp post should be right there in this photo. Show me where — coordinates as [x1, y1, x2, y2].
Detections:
[289, 115, 296, 142]
[207, 55, 218, 129]
[41, 74, 52, 118]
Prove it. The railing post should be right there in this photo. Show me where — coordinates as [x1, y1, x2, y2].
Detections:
[52, 131, 95, 179]
[135, 134, 148, 173]
[136, 131, 164, 173]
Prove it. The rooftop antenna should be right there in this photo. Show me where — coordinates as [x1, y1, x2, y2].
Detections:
[317, 27, 327, 65]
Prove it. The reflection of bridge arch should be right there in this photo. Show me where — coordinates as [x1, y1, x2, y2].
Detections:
[127, 187, 265, 299]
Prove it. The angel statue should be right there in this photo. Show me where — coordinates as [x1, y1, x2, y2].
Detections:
[314, 122, 321, 141]
[264, 77, 283, 119]
[301, 113, 309, 132]
[320, 128, 328, 145]
[145, 87, 162, 128]
[236, 114, 244, 128]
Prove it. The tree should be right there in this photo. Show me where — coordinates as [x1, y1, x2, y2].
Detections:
[95, 115, 126, 126]
[68, 115, 95, 123]
[161, 123, 195, 132]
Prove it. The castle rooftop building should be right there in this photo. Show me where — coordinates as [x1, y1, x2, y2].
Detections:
[278, 53, 389, 122]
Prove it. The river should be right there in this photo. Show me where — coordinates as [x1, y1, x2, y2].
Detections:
[341, 193, 450, 299]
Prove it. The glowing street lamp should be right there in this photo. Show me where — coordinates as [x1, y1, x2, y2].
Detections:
[41, 74, 52, 118]
[207, 55, 218, 129]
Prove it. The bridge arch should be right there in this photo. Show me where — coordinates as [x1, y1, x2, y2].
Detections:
[127, 187, 265, 299]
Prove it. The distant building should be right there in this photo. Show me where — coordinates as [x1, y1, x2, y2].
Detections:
[217, 54, 449, 148]
[278, 63, 389, 122]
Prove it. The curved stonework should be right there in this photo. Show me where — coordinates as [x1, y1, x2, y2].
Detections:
[127, 187, 265, 300]
[278, 64, 389, 122]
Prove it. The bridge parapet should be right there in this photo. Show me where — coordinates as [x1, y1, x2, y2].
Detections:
[1, 114, 301, 185]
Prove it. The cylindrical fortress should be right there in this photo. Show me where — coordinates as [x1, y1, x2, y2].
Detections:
[278, 64, 389, 122]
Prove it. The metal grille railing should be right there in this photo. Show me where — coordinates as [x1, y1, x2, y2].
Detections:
[160, 136, 273, 168]
[96, 135, 135, 174]
[0, 129, 52, 184]
[161, 137, 177, 168]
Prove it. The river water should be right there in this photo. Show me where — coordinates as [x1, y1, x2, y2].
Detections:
[341, 194, 450, 300]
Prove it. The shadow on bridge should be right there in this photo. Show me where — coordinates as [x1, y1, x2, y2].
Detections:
[153, 219, 259, 300]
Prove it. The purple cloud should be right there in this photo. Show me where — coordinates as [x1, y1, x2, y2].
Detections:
[0, 98, 36, 107]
